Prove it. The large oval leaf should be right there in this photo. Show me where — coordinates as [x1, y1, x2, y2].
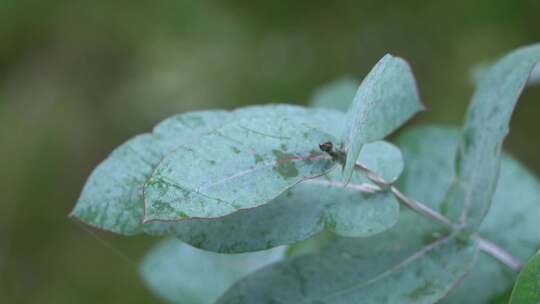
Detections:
[71, 105, 344, 235]
[164, 140, 401, 253]
[217, 214, 478, 304]
[341, 54, 424, 182]
[443, 43, 540, 231]
[142, 116, 337, 221]
[140, 238, 285, 304]
[149, 142, 403, 253]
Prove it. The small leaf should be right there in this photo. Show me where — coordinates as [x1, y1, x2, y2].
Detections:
[509, 251, 540, 304]
[71, 105, 344, 235]
[168, 141, 401, 253]
[341, 54, 424, 182]
[443, 43, 540, 231]
[143, 116, 337, 221]
[358, 140, 403, 183]
[140, 238, 285, 304]
[310, 77, 359, 112]
[394, 126, 540, 303]
[217, 214, 478, 304]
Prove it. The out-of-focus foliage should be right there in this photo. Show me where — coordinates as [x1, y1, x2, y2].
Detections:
[1, 1, 540, 303]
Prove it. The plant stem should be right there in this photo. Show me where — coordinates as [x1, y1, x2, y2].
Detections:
[475, 236, 524, 271]
[352, 162, 524, 272]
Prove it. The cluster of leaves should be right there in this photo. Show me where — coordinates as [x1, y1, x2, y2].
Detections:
[71, 44, 540, 303]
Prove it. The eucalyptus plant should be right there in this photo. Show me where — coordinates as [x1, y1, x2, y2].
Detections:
[71, 43, 540, 303]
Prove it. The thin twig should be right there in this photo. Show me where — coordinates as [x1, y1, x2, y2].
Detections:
[354, 162, 524, 272]
[322, 149, 524, 272]
[304, 179, 380, 193]
[475, 236, 523, 271]
[353, 163, 456, 229]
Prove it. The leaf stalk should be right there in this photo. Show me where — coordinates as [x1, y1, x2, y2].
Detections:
[320, 145, 524, 272]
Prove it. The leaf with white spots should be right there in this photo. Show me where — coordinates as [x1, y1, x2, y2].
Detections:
[71, 105, 345, 235]
[142, 116, 338, 221]
[166, 140, 401, 253]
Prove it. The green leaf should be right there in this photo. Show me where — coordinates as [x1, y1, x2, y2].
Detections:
[341, 54, 424, 182]
[168, 141, 401, 253]
[310, 77, 359, 112]
[509, 252, 540, 304]
[70, 110, 230, 235]
[443, 43, 540, 231]
[139, 238, 285, 304]
[444, 155, 540, 303]
[217, 214, 478, 304]
[71, 105, 344, 235]
[393, 126, 540, 303]
[357, 140, 404, 183]
[142, 116, 337, 221]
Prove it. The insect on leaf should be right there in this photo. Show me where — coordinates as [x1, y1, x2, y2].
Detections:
[168, 140, 401, 253]
[143, 116, 338, 221]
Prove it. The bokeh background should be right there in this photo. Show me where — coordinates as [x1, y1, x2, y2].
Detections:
[1, 1, 540, 303]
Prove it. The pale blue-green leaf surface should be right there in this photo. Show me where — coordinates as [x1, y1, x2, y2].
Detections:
[509, 251, 540, 304]
[142, 116, 337, 221]
[71, 105, 344, 235]
[162, 141, 402, 253]
[140, 238, 285, 304]
[310, 77, 359, 112]
[443, 43, 540, 231]
[218, 130, 476, 303]
[217, 213, 478, 304]
[393, 126, 540, 303]
[72, 103, 402, 253]
[444, 155, 540, 303]
[70, 110, 230, 235]
[357, 140, 403, 183]
[341, 54, 424, 182]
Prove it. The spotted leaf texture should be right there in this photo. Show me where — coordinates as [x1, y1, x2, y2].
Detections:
[71, 105, 344, 235]
[142, 116, 338, 221]
[341, 54, 424, 182]
[443, 43, 540, 231]
[156, 140, 401, 253]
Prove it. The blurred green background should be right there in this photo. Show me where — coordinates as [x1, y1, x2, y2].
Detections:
[1, 1, 540, 303]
